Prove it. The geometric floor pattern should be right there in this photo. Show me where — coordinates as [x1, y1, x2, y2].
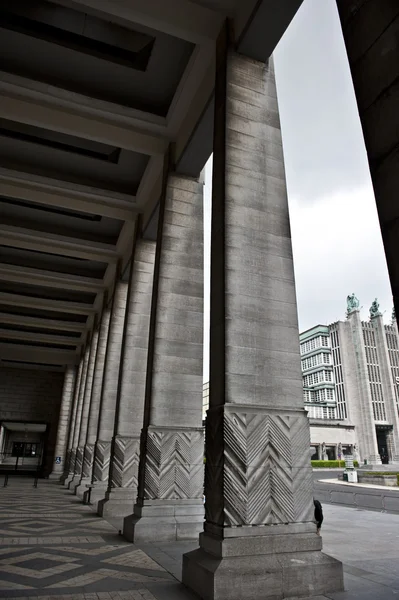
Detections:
[0, 477, 193, 599]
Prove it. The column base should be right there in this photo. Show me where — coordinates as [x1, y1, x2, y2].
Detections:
[97, 488, 136, 518]
[67, 473, 82, 490]
[182, 526, 344, 600]
[367, 454, 382, 465]
[85, 483, 108, 510]
[123, 499, 204, 543]
[48, 470, 63, 481]
[63, 472, 75, 487]
[74, 477, 91, 498]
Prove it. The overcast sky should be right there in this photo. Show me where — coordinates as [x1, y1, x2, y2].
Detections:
[203, 0, 393, 378]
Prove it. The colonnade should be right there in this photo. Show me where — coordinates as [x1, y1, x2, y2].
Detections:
[50, 44, 343, 600]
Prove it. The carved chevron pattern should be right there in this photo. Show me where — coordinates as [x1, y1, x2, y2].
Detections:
[93, 441, 111, 483]
[205, 408, 313, 527]
[67, 449, 76, 474]
[225, 411, 312, 526]
[110, 436, 140, 489]
[74, 447, 84, 476]
[82, 444, 94, 478]
[144, 429, 204, 500]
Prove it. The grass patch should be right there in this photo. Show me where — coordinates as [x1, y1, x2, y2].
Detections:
[311, 460, 359, 468]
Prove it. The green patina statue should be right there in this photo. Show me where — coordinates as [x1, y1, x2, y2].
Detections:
[346, 293, 360, 316]
[369, 298, 382, 319]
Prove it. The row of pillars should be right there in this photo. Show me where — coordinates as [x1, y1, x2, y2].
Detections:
[49, 46, 343, 600]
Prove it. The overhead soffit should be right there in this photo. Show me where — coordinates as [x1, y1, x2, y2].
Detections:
[0, 0, 195, 115]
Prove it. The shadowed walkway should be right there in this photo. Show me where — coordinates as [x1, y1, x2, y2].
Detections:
[2, 478, 399, 599]
[0, 478, 196, 600]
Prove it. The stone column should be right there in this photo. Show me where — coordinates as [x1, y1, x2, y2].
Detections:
[61, 357, 84, 484]
[98, 240, 156, 517]
[70, 326, 100, 491]
[65, 344, 91, 488]
[182, 44, 343, 600]
[91, 281, 129, 508]
[123, 173, 204, 543]
[336, 1, 399, 321]
[49, 366, 76, 479]
[76, 307, 111, 498]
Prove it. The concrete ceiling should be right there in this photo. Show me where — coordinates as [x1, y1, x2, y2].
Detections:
[0, 0, 303, 370]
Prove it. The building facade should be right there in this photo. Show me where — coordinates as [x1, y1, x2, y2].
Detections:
[301, 296, 399, 465]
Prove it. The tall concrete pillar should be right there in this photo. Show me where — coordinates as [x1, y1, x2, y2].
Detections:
[123, 173, 204, 542]
[336, 2, 399, 318]
[91, 281, 129, 507]
[61, 357, 84, 484]
[49, 366, 76, 479]
[98, 240, 156, 517]
[70, 326, 100, 490]
[182, 43, 343, 600]
[76, 307, 111, 498]
[65, 343, 91, 487]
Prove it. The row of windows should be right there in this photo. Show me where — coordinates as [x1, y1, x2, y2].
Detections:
[303, 370, 333, 386]
[307, 405, 337, 420]
[301, 352, 331, 370]
[386, 329, 398, 351]
[303, 388, 334, 403]
[300, 335, 329, 355]
[336, 384, 348, 420]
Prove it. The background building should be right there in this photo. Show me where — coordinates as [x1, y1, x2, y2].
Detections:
[203, 296, 399, 466]
[301, 296, 399, 465]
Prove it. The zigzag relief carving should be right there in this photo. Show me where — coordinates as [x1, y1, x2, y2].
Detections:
[225, 412, 313, 526]
[74, 447, 84, 475]
[93, 441, 111, 483]
[205, 409, 313, 527]
[144, 429, 204, 500]
[204, 408, 224, 526]
[110, 436, 140, 489]
[67, 449, 76, 474]
[82, 444, 94, 478]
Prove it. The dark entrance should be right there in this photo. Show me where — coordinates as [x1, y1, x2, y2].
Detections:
[376, 425, 392, 464]
[12, 442, 39, 458]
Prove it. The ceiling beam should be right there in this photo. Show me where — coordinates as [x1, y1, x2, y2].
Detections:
[0, 264, 104, 294]
[0, 312, 86, 333]
[0, 224, 119, 263]
[0, 329, 83, 346]
[0, 168, 137, 220]
[50, 0, 224, 44]
[0, 93, 168, 156]
[0, 343, 78, 365]
[0, 292, 95, 315]
[0, 72, 168, 136]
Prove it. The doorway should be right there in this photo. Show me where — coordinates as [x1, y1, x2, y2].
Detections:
[376, 425, 391, 464]
[12, 442, 40, 458]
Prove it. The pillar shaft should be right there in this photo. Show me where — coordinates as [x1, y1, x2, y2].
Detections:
[61, 358, 84, 483]
[98, 240, 156, 517]
[72, 327, 100, 484]
[123, 173, 204, 542]
[65, 344, 91, 486]
[49, 366, 76, 479]
[336, 2, 399, 317]
[76, 308, 111, 498]
[91, 281, 128, 502]
[182, 45, 343, 600]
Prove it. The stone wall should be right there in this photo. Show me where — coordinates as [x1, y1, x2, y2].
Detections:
[0, 366, 64, 476]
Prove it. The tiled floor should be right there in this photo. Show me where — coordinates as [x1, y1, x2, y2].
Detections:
[3, 477, 399, 599]
[0, 477, 195, 599]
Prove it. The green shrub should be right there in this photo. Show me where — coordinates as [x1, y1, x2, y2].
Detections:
[311, 460, 359, 468]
